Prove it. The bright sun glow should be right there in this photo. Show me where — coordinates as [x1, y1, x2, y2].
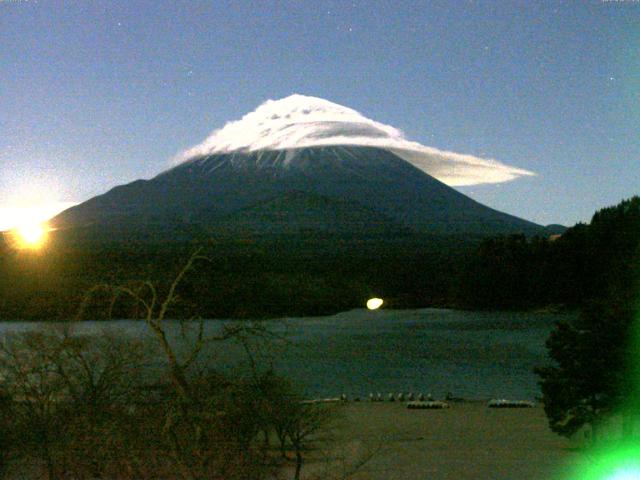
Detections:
[0, 202, 77, 232]
[12, 223, 48, 249]
[367, 298, 384, 310]
[18, 224, 45, 245]
[1, 201, 73, 249]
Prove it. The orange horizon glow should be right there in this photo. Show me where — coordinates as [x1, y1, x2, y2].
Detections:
[0, 202, 76, 233]
[17, 223, 47, 248]
[3, 222, 50, 250]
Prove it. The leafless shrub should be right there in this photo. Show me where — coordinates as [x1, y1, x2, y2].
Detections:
[0, 249, 380, 479]
[0, 326, 150, 479]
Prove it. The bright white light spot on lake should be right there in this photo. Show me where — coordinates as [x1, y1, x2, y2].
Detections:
[367, 298, 383, 310]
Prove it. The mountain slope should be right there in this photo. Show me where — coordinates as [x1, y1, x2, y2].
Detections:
[211, 190, 409, 237]
[52, 146, 542, 239]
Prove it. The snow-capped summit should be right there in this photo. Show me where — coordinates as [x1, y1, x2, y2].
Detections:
[51, 95, 544, 241]
[178, 94, 534, 186]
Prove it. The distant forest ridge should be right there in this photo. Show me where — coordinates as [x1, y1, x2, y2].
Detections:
[0, 196, 638, 320]
[458, 196, 640, 310]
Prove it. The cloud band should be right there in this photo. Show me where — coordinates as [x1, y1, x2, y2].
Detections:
[176, 94, 535, 186]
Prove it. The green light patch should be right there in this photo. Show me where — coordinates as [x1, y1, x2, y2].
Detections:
[565, 441, 640, 480]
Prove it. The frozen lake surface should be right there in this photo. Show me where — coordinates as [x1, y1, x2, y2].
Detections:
[0, 308, 570, 400]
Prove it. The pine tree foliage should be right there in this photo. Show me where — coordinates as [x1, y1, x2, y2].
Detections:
[535, 197, 640, 440]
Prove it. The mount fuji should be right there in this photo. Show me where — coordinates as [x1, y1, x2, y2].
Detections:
[52, 95, 543, 240]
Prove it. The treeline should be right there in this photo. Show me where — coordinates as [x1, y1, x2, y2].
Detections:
[532, 198, 640, 442]
[1, 196, 638, 319]
[0, 234, 472, 320]
[457, 196, 640, 310]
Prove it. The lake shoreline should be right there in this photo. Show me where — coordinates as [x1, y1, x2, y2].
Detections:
[0, 303, 578, 323]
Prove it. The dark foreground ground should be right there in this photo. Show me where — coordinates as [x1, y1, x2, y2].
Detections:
[305, 402, 579, 480]
[0, 401, 585, 479]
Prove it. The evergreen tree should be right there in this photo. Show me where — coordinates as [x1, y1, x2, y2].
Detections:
[536, 196, 640, 441]
[535, 299, 635, 441]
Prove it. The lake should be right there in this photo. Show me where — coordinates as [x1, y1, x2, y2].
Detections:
[0, 308, 570, 400]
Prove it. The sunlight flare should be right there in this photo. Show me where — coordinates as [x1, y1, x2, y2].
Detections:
[0, 202, 76, 232]
[4, 221, 51, 250]
[17, 223, 47, 248]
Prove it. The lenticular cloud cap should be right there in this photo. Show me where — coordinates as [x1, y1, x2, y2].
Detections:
[178, 94, 535, 186]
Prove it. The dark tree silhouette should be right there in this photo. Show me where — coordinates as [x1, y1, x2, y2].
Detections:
[535, 300, 636, 442]
[535, 197, 640, 442]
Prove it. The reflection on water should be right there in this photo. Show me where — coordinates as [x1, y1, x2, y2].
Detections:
[0, 308, 572, 400]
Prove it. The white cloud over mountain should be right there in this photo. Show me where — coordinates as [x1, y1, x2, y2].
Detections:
[177, 94, 534, 186]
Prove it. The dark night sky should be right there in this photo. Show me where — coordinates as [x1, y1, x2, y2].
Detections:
[1, 0, 638, 230]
